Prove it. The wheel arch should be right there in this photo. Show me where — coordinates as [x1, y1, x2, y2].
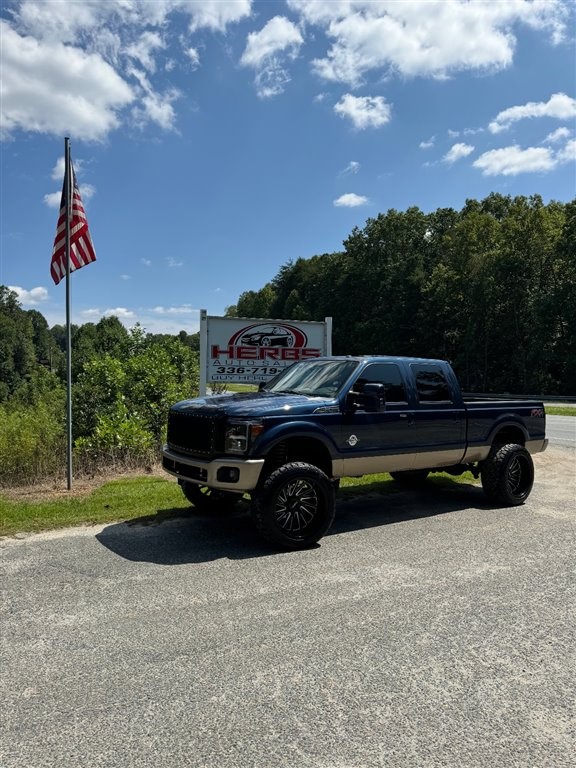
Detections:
[490, 421, 528, 449]
[260, 435, 333, 479]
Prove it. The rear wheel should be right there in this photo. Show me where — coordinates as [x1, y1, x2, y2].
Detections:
[180, 481, 241, 515]
[481, 444, 534, 505]
[251, 462, 335, 549]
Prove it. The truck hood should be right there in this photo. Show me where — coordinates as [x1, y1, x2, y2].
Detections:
[170, 391, 339, 418]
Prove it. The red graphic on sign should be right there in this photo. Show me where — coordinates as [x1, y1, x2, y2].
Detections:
[211, 323, 320, 361]
[228, 323, 307, 348]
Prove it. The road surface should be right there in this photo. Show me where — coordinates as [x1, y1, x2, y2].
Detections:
[1, 446, 574, 768]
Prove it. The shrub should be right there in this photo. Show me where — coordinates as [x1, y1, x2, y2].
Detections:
[74, 404, 156, 474]
[0, 402, 66, 486]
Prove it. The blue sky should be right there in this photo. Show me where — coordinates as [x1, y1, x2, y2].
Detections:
[1, 0, 575, 335]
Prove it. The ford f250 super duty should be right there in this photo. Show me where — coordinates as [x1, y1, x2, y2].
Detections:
[162, 356, 548, 549]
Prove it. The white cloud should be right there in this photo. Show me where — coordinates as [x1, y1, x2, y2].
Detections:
[334, 94, 391, 129]
[166, 257, 183, 268]
[489, 92, 576, 133]
[334, 193, 368, 207]
[141, 258, 152, 267]
[125, 31, 165, 73]
[420, 137, 435, 150]
[43, 191, 62, 208]
[103, 307, 135, 319]
[7, 285, 49, 305]
[43, 182, 95, 208]
[443, 143, 475, 164]
[1, 1, 250, 140]
[152, 305, 196, 315]
[340, 160, 360, 175]
[544, 127, 571, 143]
[185, 47, 201, 69]
[186, 0, 252, 33]
[556, 139, 576, 163]
[51, 157, 65, 180]
[241, 16, 303, 68]
[473, 145, 556, 176]
[1, 21, 134, 141]
[254, 63, 292, 99]
[291, 0, 568, 86]
[241, 16, 304, 98]
[120, 275, 131, 281]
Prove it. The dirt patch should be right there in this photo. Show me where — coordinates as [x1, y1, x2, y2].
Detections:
[1, 464, 171, 503]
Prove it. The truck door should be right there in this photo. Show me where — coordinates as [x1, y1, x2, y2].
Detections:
[409, 363, 466, 469]
[338, 362, 416, 475]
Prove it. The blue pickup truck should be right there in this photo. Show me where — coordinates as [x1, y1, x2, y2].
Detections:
[162, 356, 548, 548]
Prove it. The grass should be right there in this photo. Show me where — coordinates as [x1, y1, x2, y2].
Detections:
[0, 476, 187, 538]
[545, 406, 576, 416]
[0, 470, 478, 538]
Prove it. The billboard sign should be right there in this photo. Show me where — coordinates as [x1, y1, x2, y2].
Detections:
[199, 312, 332, 392]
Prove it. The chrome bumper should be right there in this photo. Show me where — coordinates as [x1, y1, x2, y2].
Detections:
[162, 446, 265, 492]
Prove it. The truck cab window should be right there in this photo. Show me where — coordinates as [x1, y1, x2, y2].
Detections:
[411, 364, 452, 403]
[351, 363, 408, 404]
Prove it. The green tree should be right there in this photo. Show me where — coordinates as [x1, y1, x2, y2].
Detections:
[0, 286, 36, 401]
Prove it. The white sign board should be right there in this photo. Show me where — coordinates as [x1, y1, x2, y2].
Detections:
[199, 312, 332, 393]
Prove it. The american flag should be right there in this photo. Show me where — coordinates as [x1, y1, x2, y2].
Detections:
[50, 163, 96, 285]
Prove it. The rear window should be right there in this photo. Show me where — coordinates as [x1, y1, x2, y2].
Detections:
[411, 364, 453, 403]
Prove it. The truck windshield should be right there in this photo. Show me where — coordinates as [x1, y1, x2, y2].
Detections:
[265, 360, 359, 397]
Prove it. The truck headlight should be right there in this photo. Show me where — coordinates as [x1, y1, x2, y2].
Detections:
[224, 421, 264, 454]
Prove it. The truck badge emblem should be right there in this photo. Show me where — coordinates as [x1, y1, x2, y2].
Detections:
[347, 434, 359, 446]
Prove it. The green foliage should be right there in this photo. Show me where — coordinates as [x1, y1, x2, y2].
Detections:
[256, 194, 575, 394]
[0, 286, 36, 401]
[74, 403, 154, 466]
[123, 338, 199, 442]
[0, 400, 66, 486]
[0, 192, 574, 489]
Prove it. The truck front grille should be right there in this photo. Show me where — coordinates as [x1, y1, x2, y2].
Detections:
[167, 411, 226, 458]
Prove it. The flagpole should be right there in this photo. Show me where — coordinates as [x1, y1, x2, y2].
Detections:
[64, 137, 73, 490]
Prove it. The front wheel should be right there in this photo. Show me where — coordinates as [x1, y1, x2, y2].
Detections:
[481, 444, 534, 506]
[180, 481, 241, 515]
[250, 462, 336, 549]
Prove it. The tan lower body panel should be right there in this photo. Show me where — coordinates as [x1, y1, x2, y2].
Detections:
[333, 448, 466, 478]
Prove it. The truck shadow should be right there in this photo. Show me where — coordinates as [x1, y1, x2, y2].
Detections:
[96, 478, 490, 565]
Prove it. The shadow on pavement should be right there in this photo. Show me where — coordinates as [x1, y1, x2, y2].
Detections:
[96, 477, 489, 565]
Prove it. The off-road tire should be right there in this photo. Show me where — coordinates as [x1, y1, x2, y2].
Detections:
[390, 469, 430, 486]
[180, 481, 241, 515]
[481, 443, 534, 506]
[251, 462, 336, 549]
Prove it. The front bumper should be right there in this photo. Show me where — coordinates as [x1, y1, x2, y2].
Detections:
[162, 446, 265, 492]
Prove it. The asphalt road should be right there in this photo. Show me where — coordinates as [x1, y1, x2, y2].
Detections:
[1, 446, 574, 768]
[547, 414, 576, 449]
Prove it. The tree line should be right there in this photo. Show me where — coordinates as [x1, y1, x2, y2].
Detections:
[226, 193, 575, 395]
[0, 286, 199, 485]
[1, 192, 574, 486]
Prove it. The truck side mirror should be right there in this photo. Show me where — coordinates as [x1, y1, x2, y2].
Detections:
[362, 383, 386, 412]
